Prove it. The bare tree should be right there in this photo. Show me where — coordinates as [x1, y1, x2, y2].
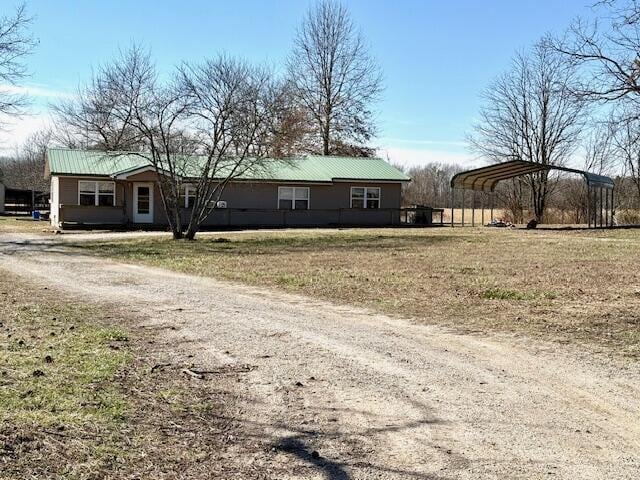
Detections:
[56, 47, 284, 240]
[402, 162, 461, 207]
[16, 127, 51, 191]
[0, 3, 35, 123]
[52, 46, 147, 150]
[469, 41, 586, 222]
[0, 128, 51, 215]
[551, 1, 640, 102]
[264, 82, 314, 158]
[611, 114, 640, 201]
[54, 47, 192, 238]
[287, 0, 382, 156]
[494, 179, 527, 223]
[176, 56, 288, 239]
[550, 0, 640, 216]
[541, 126, 614, 224]
[0, 128, 51, 188]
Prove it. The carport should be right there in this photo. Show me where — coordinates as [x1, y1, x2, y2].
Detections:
[450, 160, 615, 228]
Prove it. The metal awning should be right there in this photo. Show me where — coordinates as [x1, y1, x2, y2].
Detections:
[450, 160, 615, 192]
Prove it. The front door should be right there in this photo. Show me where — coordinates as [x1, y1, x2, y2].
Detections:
[133, 183, 154, 223]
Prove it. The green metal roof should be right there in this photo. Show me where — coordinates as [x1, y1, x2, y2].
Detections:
[451, 159, 615, 192]
[47, 149, 145, 177]
[46, 148, 410, 183]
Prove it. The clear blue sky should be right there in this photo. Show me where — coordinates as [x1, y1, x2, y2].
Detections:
[2, 0, 598, 166]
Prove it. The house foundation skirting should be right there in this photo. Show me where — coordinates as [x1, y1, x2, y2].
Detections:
[57, 206, 444, 230]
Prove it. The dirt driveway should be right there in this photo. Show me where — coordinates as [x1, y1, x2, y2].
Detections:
[1, 233, 638, 479]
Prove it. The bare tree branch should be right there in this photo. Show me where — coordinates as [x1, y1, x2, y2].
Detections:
[0, 3, 36, 124]
[55, 47, 286, 240]
[287, 0, 382, 156]
[176, 56, 288, 238]
[469, 41, 586, 222]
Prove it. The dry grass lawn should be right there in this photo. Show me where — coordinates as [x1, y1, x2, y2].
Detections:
[0, 216, 52, 234]
[74, 227, 640, 360]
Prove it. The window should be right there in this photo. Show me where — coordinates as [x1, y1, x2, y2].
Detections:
[136, 186, 150, 214]
[98, 182, 115, 206]
[78, 181, 115, 207]
[366, 187, 380, 209]
[278, 186, 309, 210]
[181, 185, 197, 208]
[79, 181, 96, 206]
[351, 187, 380, 209]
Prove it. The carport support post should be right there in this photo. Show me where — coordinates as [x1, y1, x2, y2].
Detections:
[611, 188, 616, 227]
[609, 188, 613, 227]
[596, 187, 599, 228]
[593, 188, 602, 228]
[607, 188, 612, 227]
[450, 188, 455, 227]
[592, 187, 596, 228]
[611, 189, 615, 227]
[587, 185, 591, 229]
[610, 188, 616, 227]
[471, 191, 475, 227]
[461, 190, 465, 227]
[481, 192, 485, 227]
[604, 188, 609, 227]
[599, 187, 604, 228]
[490, 192, 494, 223]
[596, 188, 600, 228]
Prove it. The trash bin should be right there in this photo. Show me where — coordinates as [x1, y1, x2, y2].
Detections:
[32, 210, 40, 220]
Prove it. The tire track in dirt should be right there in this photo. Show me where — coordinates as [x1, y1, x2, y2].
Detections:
[1, 234, 639, 479]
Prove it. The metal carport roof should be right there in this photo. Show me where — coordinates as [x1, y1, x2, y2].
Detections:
[450, 160, 614, 192]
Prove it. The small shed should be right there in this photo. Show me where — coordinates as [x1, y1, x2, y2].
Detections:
[2, 187, 47, 215]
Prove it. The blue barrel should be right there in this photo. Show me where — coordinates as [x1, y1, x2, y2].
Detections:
[32, 210, 40, 220]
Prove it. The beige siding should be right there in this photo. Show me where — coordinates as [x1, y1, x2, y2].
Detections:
[57, 177, 126, 207]
[198, 181, 402, 227]
[125, 171, 159, 182]
[215, 181, 401, 210]
[57, 176, 127, 225]
[59, 205, 128, 225]
[56, 173, 404, 227]
[49, 176, 59, 226]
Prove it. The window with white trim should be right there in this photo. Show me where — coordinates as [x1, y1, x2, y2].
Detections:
[278, 186, 309, 210]
[181, 185, 197, 208]
[78, 181, 115, 207]
[351, 187, 380, 209]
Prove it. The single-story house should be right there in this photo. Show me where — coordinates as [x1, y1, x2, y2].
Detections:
[45, 148, 411, 229]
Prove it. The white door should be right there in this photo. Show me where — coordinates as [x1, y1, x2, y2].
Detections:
[133, 183, 154, 223]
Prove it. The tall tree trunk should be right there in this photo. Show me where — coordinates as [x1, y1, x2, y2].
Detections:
[157, 178, 183, 239]
[529, 172, 548, 223]
[322, 119, 330, 156]
[184, 224, 197, 241]
[167, 204, 183, 239]
[171, 212, 184, 239]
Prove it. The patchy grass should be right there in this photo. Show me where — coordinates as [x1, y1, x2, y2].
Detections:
[0, 282, 130, 469]
[480, 287, 557, 301]
[73, 227, 640, 358]
[0, 216, 52, 234]
[0, 271, 258, 478]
